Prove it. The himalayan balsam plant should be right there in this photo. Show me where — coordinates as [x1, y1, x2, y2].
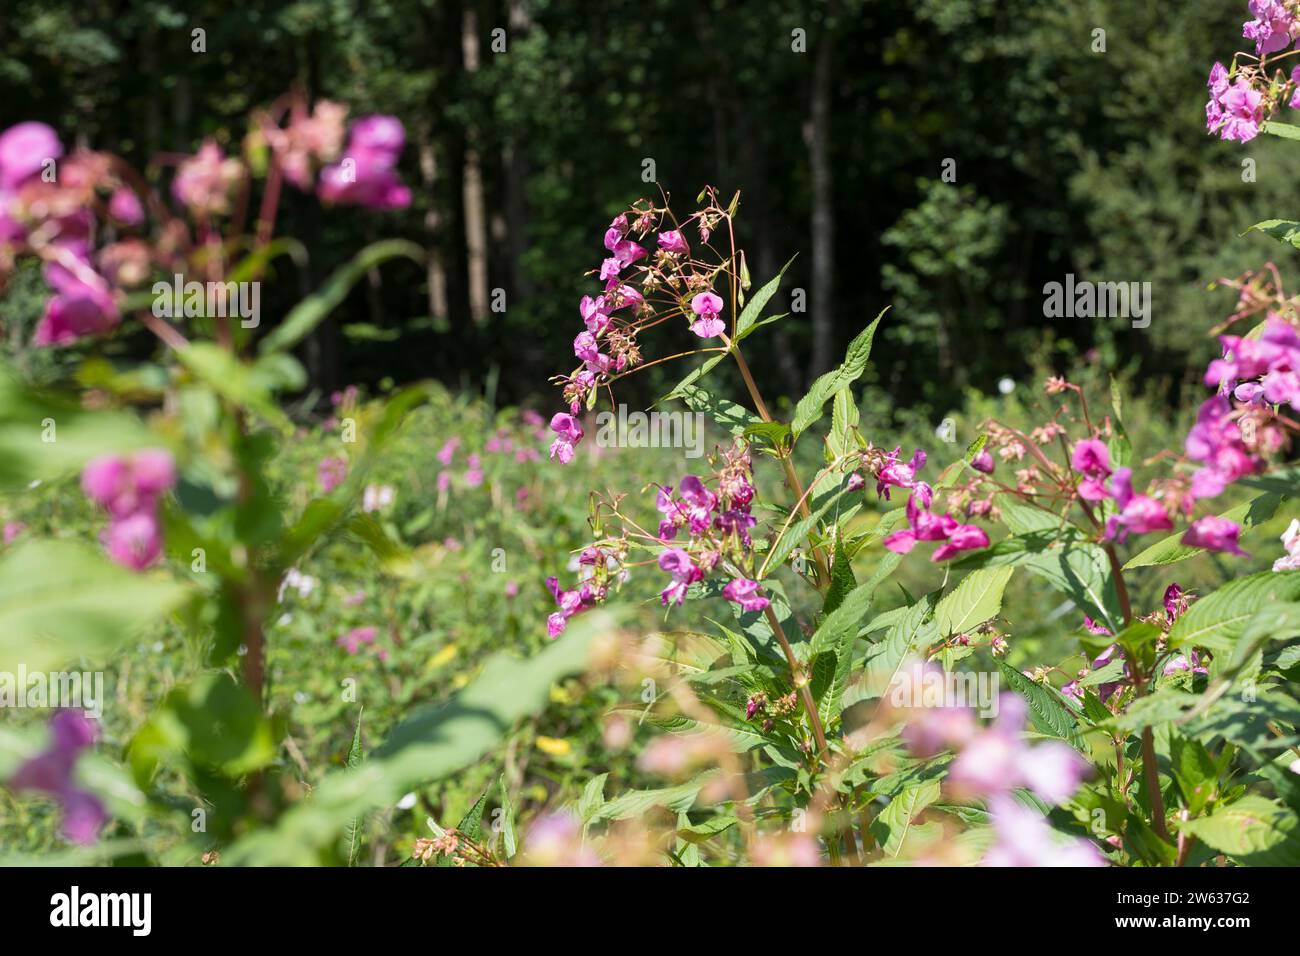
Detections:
[2, 2, 1300, 867]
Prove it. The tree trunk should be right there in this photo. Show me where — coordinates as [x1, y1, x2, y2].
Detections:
[461, 5, 490, 326]
[806, 11, 836, 379]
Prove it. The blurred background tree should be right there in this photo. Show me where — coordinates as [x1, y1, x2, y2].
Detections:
[0, 0, 1289, 420]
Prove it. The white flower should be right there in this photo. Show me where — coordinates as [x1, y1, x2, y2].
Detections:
[363, 484, 396, 512]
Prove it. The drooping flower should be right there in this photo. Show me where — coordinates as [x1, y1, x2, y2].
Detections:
[548, 412, 584, 464]
[1184, 396, 1261, 500]
[1181, 515, 1248, 556]
[970, 448, 995, 474]
[1274, 518, 1300, 571]
[1103, 467, 1172, 543]
[946, 694, 1090, 804]
[318, 455, 348, 493]
[689, 290, 725, 338]
[0, 121, 62, 192]
[172, 141, 245, 216]
[876, 447, 927, 499]
[657, 229, 689, 255]
[657, 547, 702, 606]
[101, 510, 164, 570]
[981, 795, 1105, 867]
[7, 710, 106, 845]
[318, 115, 411, 210]
[1243, 0, 1298, 56]
[722, 577, 770, 613]
[1070, 438, 1113, 501]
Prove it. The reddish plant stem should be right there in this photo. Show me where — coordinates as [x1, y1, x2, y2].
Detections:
[730, 343, 831, 587]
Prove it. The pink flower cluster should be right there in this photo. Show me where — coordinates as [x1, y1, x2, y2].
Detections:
[883, 481, 990, 562]
[547, 196, 733, 464]
[7, 710, 107, 845]
[1206, 62, 1266, 143]
[899, 671, 1102, 866]
[1067, 440, 1173, 543]
[653, 446, 769, 612]
[318, 115, 411, 210]
[1244, 0, 1298, 55]
[81, 450, 176, 570]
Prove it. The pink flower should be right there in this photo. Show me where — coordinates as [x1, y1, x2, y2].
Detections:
[723, 577, 770, 612]
[689, 290, 725, 338]
[970, 448, 995, 474]
[657, 230, 689, 255]
[337, 625, 378, 654]
[1185, 396, 1261, 500]
[545, 575, 599, 638]
[1163, 583, 1191, 621]
[0, 122, 62, 191]
[658, 547, 702, 606]
[947, 694, 1090, 804]
[876, 447, 927, 499]
[3, 520, 25, 544]
[1103, 467, 1172, 542]
[1181, 515, 1248, 557]
[982, 795, 1105, 867]
[33, 272, 120, 347]
[1244, 0, 1297, 56]
[266, 99, 347, 190]
[172, 141, 244, 216]
[1163, 650, 1209, 678]
[1217, 80, 1265, 143]
[549, 412, 583, 464]
[437, 437, 460, 466]
[1070, 438, 1111, 477]
[8, 710, 106, 845]
[102, 510, 164, 570]
[931, 523, 990, 561]
[318, 115, 410, 210]
[107, 187, 144, 226]
[318, 455, 348, 492]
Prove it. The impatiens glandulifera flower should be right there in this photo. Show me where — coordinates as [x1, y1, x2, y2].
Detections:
[970, 448, 995, 474]
[545, 575, 601, 638]
[1070, 438, 1112, 501]
[1163, 650, 1209, 678]
[874, 446, 927, 499]
[548, 412, 583, 464]
[318, 115, 411, 210]
[7, 710, 107, 845]
[266, 99, 347, 191]
[723, 577, 770, 612]
[1275, 518, 1300, 571]
[657, 229, 689, 255]
[883, 482, 989, 562]
[318, 455, 348, 493]
[172, 140, 245, 216]
[945, 694, 1091, 805]
[658, 547, 703, 606]
[1184, 396, 1262, 500]
[982, 795, 1105, 868]
[1103, 467, 1172, 543]
[1244, 0, 1298, 56]
[689, 290, 725, 338]
[81, 449, 176, 571]
[1181, 514, 1248, 556]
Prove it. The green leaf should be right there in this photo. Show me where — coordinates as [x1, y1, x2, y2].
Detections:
[1124, 493, 1284, 569]
[822, 533, 858, 616]
[128, 672, 275, 783]
[855, 591, 939, 704]
[345, 708, 365, 867]
[0, 366, 155, 491]
[1168, 571, 1300, 653]
[1170, 733, 1218, 817]
[734, 256, 794, 339]
[995, 660, 1085, 748]
[1023, 542, 1124, 634]
[578, 772, 609, 822]
[826, 387, 860, 462]
[871, 777, 941, 857]
[590, 773, 717, 823]
[222, 612, 611, 864]
[258, 240, 424, 355]
[674, 383, 761, 437]
[0, 539, 189, 674]
[1180, 796, 1300, 866]
[1244, 218, 1300, 249]
[933, 566, 1014, 637]
[1261, 120, 1300, 141]
[790, 309, 887, 438]
[176, 342, 293, 434]
[497, 774, 518, 859]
